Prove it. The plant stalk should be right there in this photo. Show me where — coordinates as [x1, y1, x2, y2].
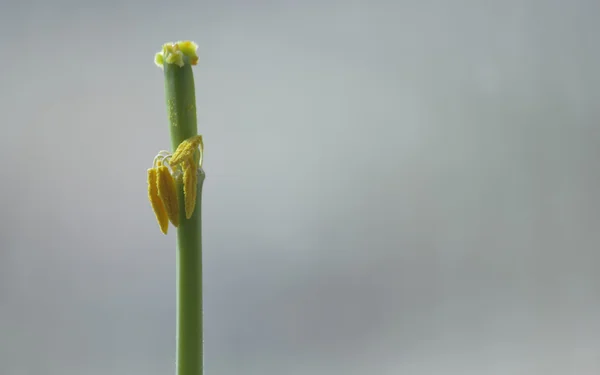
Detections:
[163, 55, 203, 375]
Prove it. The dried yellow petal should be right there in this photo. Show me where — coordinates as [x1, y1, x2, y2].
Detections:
[156, 165, 180, 227]
[148, 168, 169, 234]
[170, 135, 204, 166]
[183, 159, 198, 219]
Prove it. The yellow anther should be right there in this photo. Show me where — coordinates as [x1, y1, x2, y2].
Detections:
[170, 135, 204, 167]
[156, 165, 180, 227]
[148, 134, 203, 230]
[182, 159, 198, 219]
[147, 168, 169, 235]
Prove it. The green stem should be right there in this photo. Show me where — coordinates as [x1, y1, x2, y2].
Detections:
[163, 52, 203, 375]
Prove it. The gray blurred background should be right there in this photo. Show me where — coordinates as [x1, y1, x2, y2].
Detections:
[1, 0, 599, 374]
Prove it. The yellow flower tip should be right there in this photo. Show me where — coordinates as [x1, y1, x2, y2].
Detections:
[176, 40, 199, 59]
[183, 159, 198, 219]
[165, 50, 184, 67]
[148, 168, 169, 235]
[155, 41, 199, 69]
[156, 165, 180, 227]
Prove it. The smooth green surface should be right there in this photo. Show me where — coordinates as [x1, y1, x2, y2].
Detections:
[164, 61, 198, 151]
[164, 59, 203, 375]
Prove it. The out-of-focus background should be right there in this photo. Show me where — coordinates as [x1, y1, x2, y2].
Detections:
[1, 0, 599, 374]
